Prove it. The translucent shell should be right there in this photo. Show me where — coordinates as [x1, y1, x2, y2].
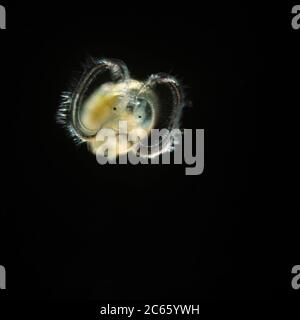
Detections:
[57, 58, 185, 158]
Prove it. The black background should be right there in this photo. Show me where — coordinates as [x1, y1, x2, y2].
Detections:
[0, 1, 297, 305]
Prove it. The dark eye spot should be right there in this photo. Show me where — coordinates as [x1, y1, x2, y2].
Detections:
[138, 115, 142, 118]
[113, 107, 117, 110]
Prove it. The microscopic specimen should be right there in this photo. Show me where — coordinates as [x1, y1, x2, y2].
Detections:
[57, 58, 185, 158]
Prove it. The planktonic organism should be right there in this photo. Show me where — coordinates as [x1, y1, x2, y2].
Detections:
[57, 58, 185, 158]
